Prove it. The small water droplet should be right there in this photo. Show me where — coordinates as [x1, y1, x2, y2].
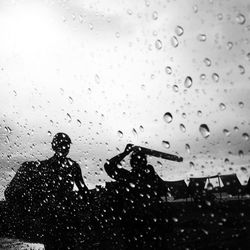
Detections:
[95, 74, 100, 84]
[199, 124, 210, 138]
[219, 103, 226, 111]
[171, 36, 179, 47]
[68, 96, 73, 104]
[77, 119, 82, 127]
[139, 125, 144, 132]
[236, 13, 246, 25]
[175, 25, 184, 36]
[67, 113, 72, 122]
[238, 65, 245, 75]
[162, 140, 170, 149]
[223, 129, 230, 137]
[234, 126, 239, 132]
[204, 58, 211, 67]
[48, 131, 52, 136]
[117, 130, 123, 138]
[227, 41, 233, 50]
[172, 85, 179, 92]
[163, 112, 173, 123]
[242, 133, 249, 141]
[180, 124, 186, 133]
[212, 73, 219, 82]
[238, 150, 244, 158]
[155, 39, 162, 50]
[184, 76, 193, 88]
[132, 128, 137, 137]
[197, 110, 202, 117]
[239, 101, 244, 108]
[185, 144, 191, 153]
[152, 11, 158, 20]
[165, 66, 172, 75]
[198, 34, 207, 42]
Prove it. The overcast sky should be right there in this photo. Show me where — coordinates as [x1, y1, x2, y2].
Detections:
[0, 0, 250, 196]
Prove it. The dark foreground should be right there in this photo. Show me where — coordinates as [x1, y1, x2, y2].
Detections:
[0, 198, 250, 249]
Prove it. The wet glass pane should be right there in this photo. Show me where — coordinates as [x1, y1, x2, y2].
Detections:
[0, 0, 249, 249]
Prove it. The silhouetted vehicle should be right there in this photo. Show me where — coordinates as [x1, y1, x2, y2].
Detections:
[104, 144, 177, 249]
[4, 132, 88, 250]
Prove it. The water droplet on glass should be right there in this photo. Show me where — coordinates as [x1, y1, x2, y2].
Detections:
[163, 112, 173, 123]
[212, 73, 219, 82]
[165, 66, 172, 75]
[48, 131, 52, 136]
[172, 85, 179, 92]
[117, 130, 123, 138]
[219, 103, 226, 111]
[223, 129, 230, 137]
[246, 52, 250, 61]
[139, 125, 144, 132]
[184, 76, 193, 88]
[95, 74, 100, 84]
[132, 128, 137, 137]
[179, 123, 186, 133]
[152, 11, 158, 20]
[155, 39, 162, 50]
[204, 58, 211, 67]
[242, 133, 249, 141]
[238, 65, 245, 74]
[175, 25, 184, 36]
[162, 140, 170, 149]
[77, 119, 82, 127]
[185, 144, 191, 153]
[234, 126, 239, 132]
[68, 96, 73, 104]
[198, 34, 207, 42]
[227, 41, 233, 50]
[197, 110, 202, 117]
[238, 150, 244, 158]
[236, 13, 246, 25]
[67, 113, 72, 122]
[171, 36, 179, 47]
[199, 124, 210, 138]
[193, 5, 198, 13]
[239, 101, 244, 108]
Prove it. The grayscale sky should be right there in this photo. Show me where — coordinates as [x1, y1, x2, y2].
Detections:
[0, 0, 250, 197]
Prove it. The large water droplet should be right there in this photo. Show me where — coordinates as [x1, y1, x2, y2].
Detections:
[199, 124, 210, 138]
[236, 13, 246, 25]
[163, 112, 173, 123]
[184, 76, 193, 88]
[175, 25, 184, 36]
[171, 36, 179, 47]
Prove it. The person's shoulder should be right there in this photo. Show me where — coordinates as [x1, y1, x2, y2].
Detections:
[21, 160, 40, 170]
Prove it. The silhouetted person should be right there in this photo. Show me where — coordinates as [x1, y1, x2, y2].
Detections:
[104, 144, 171, 249]
[4, 132, 88, 249]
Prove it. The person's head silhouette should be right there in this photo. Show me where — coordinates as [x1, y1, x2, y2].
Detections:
[130, 151, 147, 169]
[51, 132, 72, 157]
